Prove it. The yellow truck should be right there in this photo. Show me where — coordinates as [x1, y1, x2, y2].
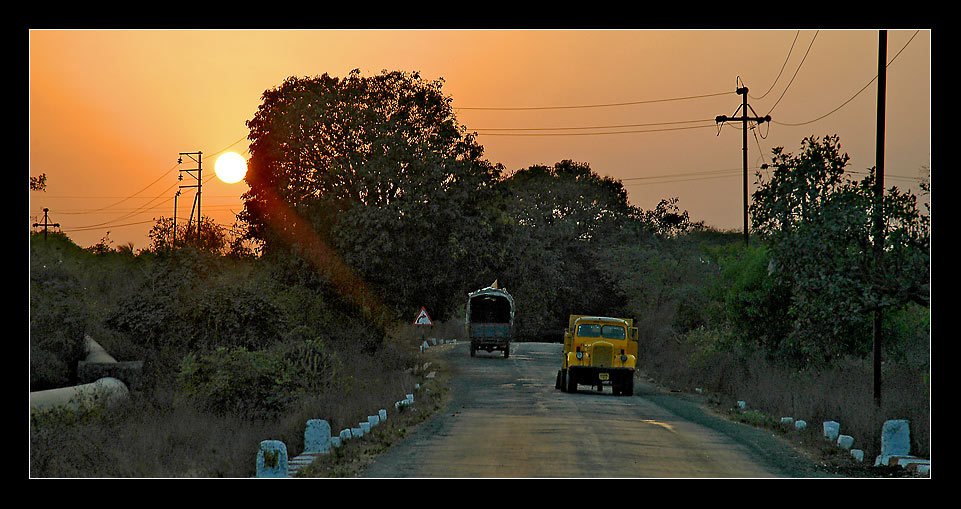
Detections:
[555, 315, 638, 396]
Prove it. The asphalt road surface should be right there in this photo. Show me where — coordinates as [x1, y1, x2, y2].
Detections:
[360, 341, 827, 478]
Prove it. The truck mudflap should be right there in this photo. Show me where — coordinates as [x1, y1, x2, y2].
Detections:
[559, 366, 634, 396]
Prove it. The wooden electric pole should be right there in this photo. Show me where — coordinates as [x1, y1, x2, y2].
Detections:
[32, 208, 60, 241]
[716, 86, 771, 246]
[873, 30, 887, 408]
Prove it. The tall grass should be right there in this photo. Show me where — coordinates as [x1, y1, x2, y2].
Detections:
[640, 325, 930, 460]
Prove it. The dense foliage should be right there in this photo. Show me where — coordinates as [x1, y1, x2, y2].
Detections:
[746, 135, 929, 367]
[240, 70, 503, 323]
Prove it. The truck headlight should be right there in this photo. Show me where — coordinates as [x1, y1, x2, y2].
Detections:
[576, 351, 583, 360]
[620, 354, 628, 362]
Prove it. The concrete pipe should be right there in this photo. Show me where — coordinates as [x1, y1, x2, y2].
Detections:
[84, 336, 118, 364]
[30, 377, 130, 414]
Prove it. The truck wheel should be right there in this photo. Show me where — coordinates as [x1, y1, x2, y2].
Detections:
[470, 345, 476, 357]
[623, 378, 634, 396]
[555, 370, 563, 390]
[503, 345, 510, 358]
[565, 370, 577, 393]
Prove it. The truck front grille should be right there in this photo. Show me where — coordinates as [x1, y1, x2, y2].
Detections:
[591, 342, 613, 368]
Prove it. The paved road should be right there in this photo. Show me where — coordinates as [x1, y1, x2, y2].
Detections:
[360, 341, 823, 478]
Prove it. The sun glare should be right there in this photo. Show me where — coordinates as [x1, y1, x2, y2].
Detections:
[215, 151, 247, 184]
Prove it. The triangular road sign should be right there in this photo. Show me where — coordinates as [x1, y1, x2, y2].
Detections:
[413, 306, 433, 326]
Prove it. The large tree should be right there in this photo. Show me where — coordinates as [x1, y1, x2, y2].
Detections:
[496, 160, 640, 338]
[239, 70, 503, 320]
[748, 135, 929, 364]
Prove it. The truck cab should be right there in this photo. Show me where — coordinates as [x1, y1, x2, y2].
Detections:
[555, 315, 638, 396]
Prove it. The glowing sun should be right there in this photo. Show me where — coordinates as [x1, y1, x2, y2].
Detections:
[214, 152, 247, 184]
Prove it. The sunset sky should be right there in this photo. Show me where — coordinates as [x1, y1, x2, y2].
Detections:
[28, 29, 931, 251]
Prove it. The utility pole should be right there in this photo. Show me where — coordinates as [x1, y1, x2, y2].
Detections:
[873, 30, 887, 408]
[32, 208, 60, 241]
[716, 85, 771, 246]
[173, 189, 181, 247]
[178, 151, 203, 243]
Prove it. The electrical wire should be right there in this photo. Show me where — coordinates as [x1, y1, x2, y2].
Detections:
[471, 118, 716, 132]
[51, 136, 248, 220]
[474, 123, 717, 136]
[51, 136, 248, 227]
[621, 170, 745, 186]
[765, 30, 819, 116]
[454, 91, 731, 111]
[773, 30, 921, 127]
[751, 31, 800, 101]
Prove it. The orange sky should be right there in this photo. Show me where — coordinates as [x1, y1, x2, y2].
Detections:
[28, 29, 931, 250]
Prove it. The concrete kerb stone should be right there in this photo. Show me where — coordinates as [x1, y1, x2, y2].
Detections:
[256, 440, 289, 478]
[258, 385, 415, 477]
[304, 419, 332, 454]
[875, 419, 912, 467]
[837, 434, 855, 450]
[851, 449, 864, 462]
[879, 420, 911, 455]
[871, 419, 929, 474]
[823, 421, 840, 442]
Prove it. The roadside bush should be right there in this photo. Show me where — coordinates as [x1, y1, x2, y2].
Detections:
[177, 336, 337, 419]
[178, 346, 295, 418]
[104, 250, 286, 371]
[708, 242, 793, 360]
[30, 244, 88, 391]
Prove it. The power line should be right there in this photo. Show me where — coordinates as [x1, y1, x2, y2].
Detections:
[773, 30, 920, 127]
[64, 173, 219, 230]
[764, 30, 819, 116]
[622, 171, 744, 186]
[61, 218, 159, 233]
[471, 118, 715, 132]
[76, 162, 180, 214]
[620, 167, 746, 182]
[751, 31, 800, 101]
[53, 135, 248, 217]
[454, 91, 730, 111]
[474, 124, 717, 136]
[44, 202, 243, 216]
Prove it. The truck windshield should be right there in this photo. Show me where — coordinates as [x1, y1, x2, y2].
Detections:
[576, 324, 625, 339]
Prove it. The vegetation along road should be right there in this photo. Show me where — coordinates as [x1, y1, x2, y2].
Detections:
[360, 341, 831, 478]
